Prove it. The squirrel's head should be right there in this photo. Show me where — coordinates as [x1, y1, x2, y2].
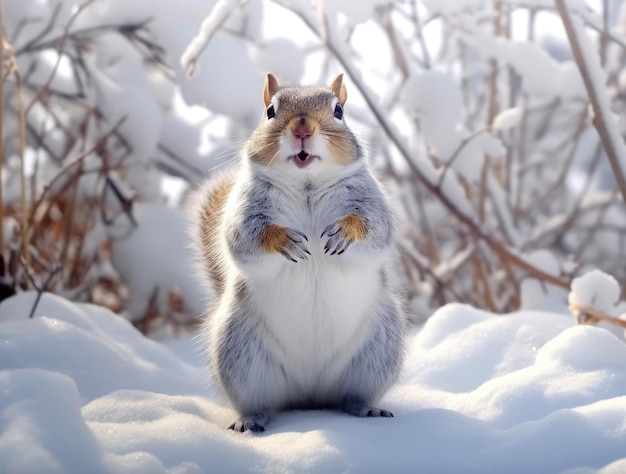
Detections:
[247, 73, 360, 174]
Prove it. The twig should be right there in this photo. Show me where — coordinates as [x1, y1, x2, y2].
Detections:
[378, 5, 409, 79]
[472, 251, 495, 310]
[569, 302, 626, 329]
[57, 160, 82, 276]
[27, 117, 127, 235]
[26, 260, 62, 319]
[572, 188, 618, 261]
[156, 143, 206, 183]
[25, 0, 97, 114]
[524, 108, 588, 213]
[15, 72, 29, 265]
[14, 3, 62, 55]
[599, 0, 609, 66]
[555, 0, 626, 206]
[409, 1, 432, 69]
[486, 2, 506, 126]
[436, 129, 487, 188]
[102, 175, 137, 227]
[0, 1, 6, 260]
[578, 7, 626, 51]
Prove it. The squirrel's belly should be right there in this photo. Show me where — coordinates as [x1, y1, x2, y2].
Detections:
[248, 255, 383, 392]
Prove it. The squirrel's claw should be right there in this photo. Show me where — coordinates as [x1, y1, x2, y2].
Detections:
[228, 413, 268, 433]
[322, 221, 351, 256]
[280, 228, 310, 262]
[341, 395, 394, 418]
[320, 223, 340, 239]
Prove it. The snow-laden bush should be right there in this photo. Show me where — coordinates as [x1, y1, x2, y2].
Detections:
[0, 0, 275, 332]
[1, 0, 625, 332]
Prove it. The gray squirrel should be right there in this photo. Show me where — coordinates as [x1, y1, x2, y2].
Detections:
[191, 73, 405, 432]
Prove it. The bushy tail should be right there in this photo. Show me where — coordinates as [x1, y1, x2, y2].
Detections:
[190, 171, 235, 298]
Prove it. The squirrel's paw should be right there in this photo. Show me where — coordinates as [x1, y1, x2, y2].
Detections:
[321, 213, 367, 255]
[228, 413, 269, 433]
[261, 224, 309, 262]
[341, 395, 394, 418]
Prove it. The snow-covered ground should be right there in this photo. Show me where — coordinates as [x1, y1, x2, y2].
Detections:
[1, 292, 625, 473]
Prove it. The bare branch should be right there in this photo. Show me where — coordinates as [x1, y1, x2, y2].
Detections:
[570, 302, 626, 329]
[555, 0, 626, 206]
[273, 0, 570, 289]
[25, 0, 97, 114]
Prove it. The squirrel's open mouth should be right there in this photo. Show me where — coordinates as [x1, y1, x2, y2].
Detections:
[292, 150, 317, 168]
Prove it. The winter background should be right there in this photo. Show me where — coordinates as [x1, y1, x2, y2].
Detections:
[1, 0, 626, 472]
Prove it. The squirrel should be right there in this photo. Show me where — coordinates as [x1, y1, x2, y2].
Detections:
[191, 73, 406, 433]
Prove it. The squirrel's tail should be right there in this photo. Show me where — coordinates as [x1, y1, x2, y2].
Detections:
[189, 171, 235, 299]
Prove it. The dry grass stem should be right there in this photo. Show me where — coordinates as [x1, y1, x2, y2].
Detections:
[570, 302, 626, 329]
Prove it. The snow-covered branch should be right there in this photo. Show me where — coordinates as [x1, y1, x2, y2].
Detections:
[274, 0, 570, 290]
[3, 0, 626, 323]
[555, 0, 626, 205]
[180, 0, 248, 77]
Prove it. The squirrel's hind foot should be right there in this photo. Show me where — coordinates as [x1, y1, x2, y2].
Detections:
[341, 395, 394, 418]
[228, 413, 269, 433]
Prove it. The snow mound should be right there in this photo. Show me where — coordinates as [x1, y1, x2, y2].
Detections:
[0, 292, 204, 401]
[1, 294, 626, 472]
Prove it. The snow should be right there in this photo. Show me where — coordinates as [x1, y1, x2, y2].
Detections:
[2, 293, 626, 473]
[181, 0, 244, 77]
[71, 0, 264, 120]
[4, 0, 626, 472]
[178, 32, 262, 119]
[465, 30, 586, 100]
[492, 108, 523, 132]
[520, 250, 569, 313]
[401, 71, 505, 182]
[92, 67, 163, 165]
[565, 13, 626, 185]
[250, 37, 305, 84]
[569, 270, 621, 315]
[421, 0, 480, 14]
[402, 71, 462, 145]
[324, 0, 391, 25]
[109, 203, 206, 321]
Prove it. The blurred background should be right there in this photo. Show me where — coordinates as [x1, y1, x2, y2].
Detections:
[1, 0, 624, 337]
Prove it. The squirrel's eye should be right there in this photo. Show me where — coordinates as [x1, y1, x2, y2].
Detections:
[267, 104, 275, 120]
[333, 103, 343, 120]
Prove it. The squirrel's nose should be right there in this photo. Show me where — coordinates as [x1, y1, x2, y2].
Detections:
[293, 119, 313, 140]
[293, 128, 312, 140]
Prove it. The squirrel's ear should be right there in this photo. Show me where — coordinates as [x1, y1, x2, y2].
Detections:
[264, 73, 280, 107]
[328, 73, 347, 107]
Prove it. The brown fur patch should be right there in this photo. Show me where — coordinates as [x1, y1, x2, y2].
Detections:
[261, 224, 289, 253]
[197, 173, 235, 297]
[204, 177, 234, 217]
[327, 135, 357, 166]
[339, 213, 367, 242]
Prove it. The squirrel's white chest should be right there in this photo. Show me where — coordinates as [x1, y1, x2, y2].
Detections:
[244, 192, 384, 387]
[249, 253, 381, 381]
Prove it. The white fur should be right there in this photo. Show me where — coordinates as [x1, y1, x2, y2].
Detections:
[201, 108, 399, 415]
[217, 155, 390, 404]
